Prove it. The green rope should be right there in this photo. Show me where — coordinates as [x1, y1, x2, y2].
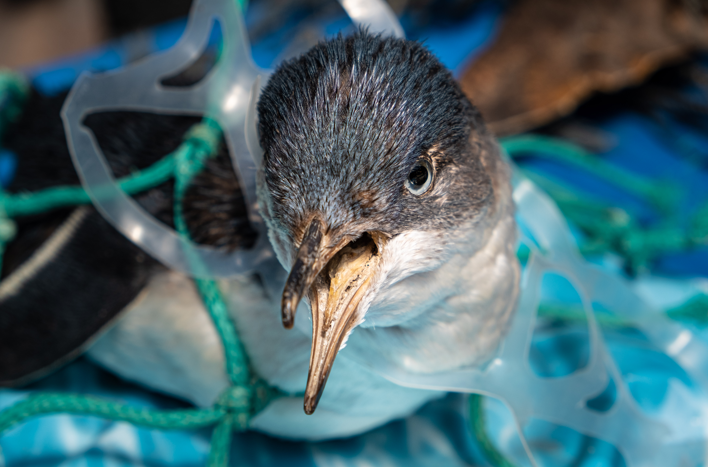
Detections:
[537, 303, 633, 329]
[0, 136, 177, 274]
[1, 153, 177, 218]
[171, 119, 252, 389]
[501, 138, 708, 465]
[0, 394, 224, 434]
[501, 135, 679, 213]
[537, 298, 708, 329]
[666, 294, 708, 329]
[199, 279, 252, 387]
[208, 415, 236, 467]
[690, 203, 708, 245]
[0, 69, 28, 141]
[469, 394, 516, 467]
[502, 135, 708, 272]
[171, 118, 263, 466]
[0, 70, 178, 271]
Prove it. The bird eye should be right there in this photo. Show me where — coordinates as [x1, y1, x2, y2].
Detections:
[406, 159, 434, 195]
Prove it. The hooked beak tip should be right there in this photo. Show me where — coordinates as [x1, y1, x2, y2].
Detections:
[282, 316, 294, 329]
[303, 395, 319, 415]
[303, 372, 328, 415]
[281, 298, 296, 329]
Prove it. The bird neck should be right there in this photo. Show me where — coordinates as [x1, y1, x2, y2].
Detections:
[349, 156, 521, 374]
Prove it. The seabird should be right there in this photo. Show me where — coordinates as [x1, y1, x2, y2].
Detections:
[0, 31, 520, 440]
[257, 31, 520, 415]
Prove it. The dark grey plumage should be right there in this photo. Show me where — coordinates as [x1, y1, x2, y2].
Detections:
[0, 93, 254, 385]
[257, 31, 494, 243]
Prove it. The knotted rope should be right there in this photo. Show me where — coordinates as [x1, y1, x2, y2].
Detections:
[503, 134, 708, 273]
[170, 118, 281, 466]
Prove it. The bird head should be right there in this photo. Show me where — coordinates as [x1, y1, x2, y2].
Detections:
[256, 31, 509, 415]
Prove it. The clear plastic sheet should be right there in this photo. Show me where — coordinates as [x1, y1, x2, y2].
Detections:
[61, 1, 708, 465]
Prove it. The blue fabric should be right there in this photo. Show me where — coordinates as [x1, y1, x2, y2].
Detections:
[28, 49, 125, 97]
[0, 360, 483, 467]
[402, 0, 503, 75]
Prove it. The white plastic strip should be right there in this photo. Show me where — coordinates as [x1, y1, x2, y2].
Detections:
[338, 0, 405, 38]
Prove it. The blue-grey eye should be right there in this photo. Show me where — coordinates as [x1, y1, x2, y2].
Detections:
[406, 159, 434, 195]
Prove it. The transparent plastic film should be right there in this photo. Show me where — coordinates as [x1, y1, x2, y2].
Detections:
[351, 165, 708, 467]
[61, 0, 402, 284]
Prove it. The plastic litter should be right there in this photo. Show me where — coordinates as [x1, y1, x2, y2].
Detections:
[362, 171, 708, 466]
[61, 1, 708, 465]
[62, 0, 402, 295]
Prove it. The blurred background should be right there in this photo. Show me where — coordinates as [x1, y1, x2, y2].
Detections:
[2, 0, 707, 139]
[0, 0, 189, 68]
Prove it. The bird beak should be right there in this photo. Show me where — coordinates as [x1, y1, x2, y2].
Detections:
[280, 218, 385, 414]
[281, 218, 326, 329]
